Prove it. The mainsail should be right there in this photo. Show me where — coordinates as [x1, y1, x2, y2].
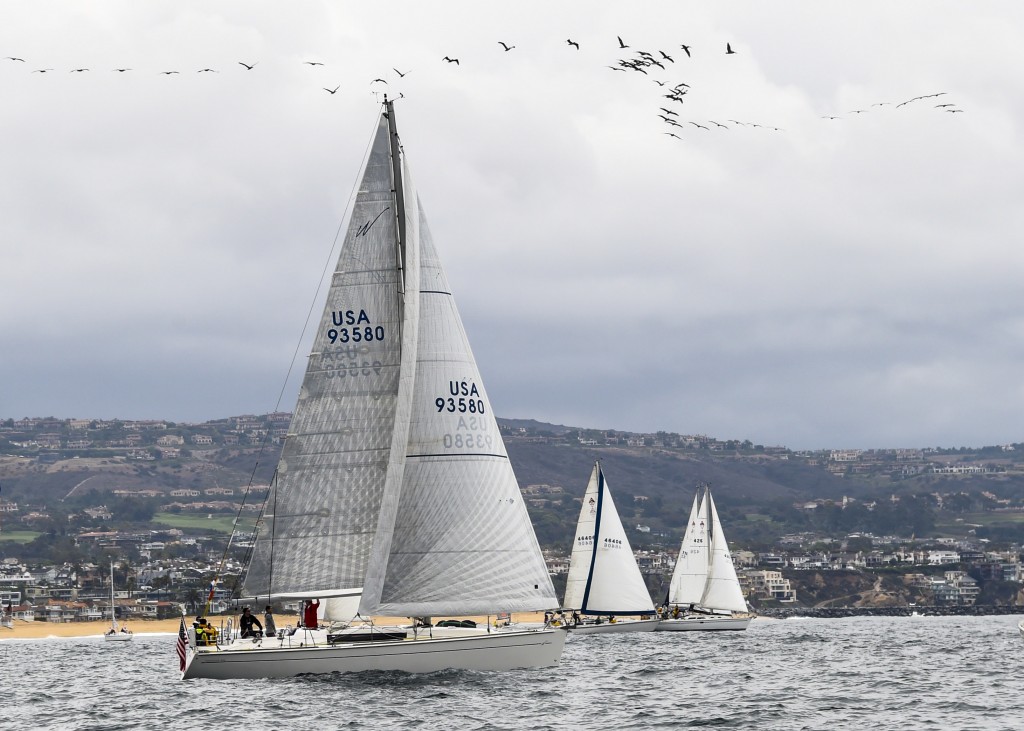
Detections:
[243, 101, 557, 618]
[562, 463, 655, 615]
[666, 491, 708, 606]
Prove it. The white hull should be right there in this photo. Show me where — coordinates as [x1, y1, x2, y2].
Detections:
[565, 618, 660, 635]
[104, 633, 134, 642]
[656, 615, 751, 632]
[183, 627, 565, 679]
[1018, 618, 1024, 640]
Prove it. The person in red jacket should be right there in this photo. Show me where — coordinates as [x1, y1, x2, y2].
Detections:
[303, 599, 320, 629]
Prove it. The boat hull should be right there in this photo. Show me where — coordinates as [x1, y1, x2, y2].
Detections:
[104, 633, 134, 642]
[565, 618, 661, 634]
[656, 616, 751, 631]
[182, 627, 565, 679]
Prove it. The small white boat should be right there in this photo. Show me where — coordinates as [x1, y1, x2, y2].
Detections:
[104, 562, 133, 642]
[1018, 618, 1024, 640]
[182, 98, 564, 679]
[658, 485, 752, 632]
[560, 462, 659, 634]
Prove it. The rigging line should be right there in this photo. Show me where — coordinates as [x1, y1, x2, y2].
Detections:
[203, 108, 382, 611]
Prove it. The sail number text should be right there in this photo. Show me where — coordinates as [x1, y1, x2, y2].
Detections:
[326, 309, 385, 344]
[434, 380, 484, 414]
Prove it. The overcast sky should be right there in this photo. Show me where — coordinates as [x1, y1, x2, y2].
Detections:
[2, 1, 1022, 450]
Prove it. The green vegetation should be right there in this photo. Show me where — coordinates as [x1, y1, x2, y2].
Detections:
[152, 512, 256, 534]
[0, 530, 42, 543]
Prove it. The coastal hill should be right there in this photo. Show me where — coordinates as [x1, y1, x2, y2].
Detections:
[2, 413, 1023, 552]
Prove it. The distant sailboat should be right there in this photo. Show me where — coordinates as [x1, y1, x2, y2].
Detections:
[181, 99, 564, 679]
[658, 485, 751, 631]
[560, 462, 659, 634]
[104, 562, 133, 642]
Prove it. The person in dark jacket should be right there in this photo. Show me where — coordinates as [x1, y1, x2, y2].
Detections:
[239, 607, 263, 638]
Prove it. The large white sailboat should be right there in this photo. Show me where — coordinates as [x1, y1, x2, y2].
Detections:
[182, 100, 564, 679]
[657, 485, 752, 631]
[560, 462, 659, 634]
[104, 562, 133, 642]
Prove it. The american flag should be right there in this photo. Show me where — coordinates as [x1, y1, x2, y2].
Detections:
[176, 615, 188, 672]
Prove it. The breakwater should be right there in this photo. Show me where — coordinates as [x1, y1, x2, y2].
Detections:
[759, 604, 1024, 619]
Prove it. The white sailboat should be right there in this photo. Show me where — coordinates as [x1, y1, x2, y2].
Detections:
[104, 562, 133, 642]
[182, 100, 564, 679]
[560, 462, 659, 634]
[657, 485, 752, 631]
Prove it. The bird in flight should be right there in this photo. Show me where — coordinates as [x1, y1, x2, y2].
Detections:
[709, 121, 729, 129]
[935, 103, 955, 108]
[659, 50, 674, 62]
[659, 108, 678, 116]
[238, 61, 257, 70]
[5, 56, 25, 62]
[946, 108, 964, 113]
[304, 61, 324, 66]
[323, 86, 339, 94]
[70, 68, 89, 72]
[112, 68, 131, 72]
[726, 43, 736, 54]
[617, 36, 628, 49]
[689, 122, 710, 130]
[665, 132, 682, 139]
[371, 78, 387, 84]
[32, 69, 54, 73]
[197, 68, 218, 73]
[679, 44, 691, 58]
[160, 70, 179, 74]
[393, 68, 410, 77]
[498, 41, 515, 51]
[821, 115, 841, 119]
[606, 65, 625, 72]
[567, 38, 580, 50]
[443, 56, 459, 64]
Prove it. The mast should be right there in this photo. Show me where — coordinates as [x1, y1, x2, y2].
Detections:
[384, 96, 408, 292]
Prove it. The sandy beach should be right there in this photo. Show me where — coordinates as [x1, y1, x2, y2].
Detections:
[1, 612, 548, 640]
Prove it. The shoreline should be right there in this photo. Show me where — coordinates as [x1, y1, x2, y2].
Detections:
[1, 612, 549, 641]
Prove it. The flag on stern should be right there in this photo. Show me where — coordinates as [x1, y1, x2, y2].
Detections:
[176, 615, 188, 671]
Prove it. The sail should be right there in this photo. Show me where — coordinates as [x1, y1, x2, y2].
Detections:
[562, 463, 654, 615]
[700, 491, 748, 613]
[242, 113, 407, 599]
[360, 196, 557, 616]
[667, 490, 709, 606]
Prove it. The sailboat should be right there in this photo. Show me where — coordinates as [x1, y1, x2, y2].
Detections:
[657, 485, 752, 631]
[104, 562, 133, 642]
[182, 99, 564, 679]
[560, 462, 659, 634]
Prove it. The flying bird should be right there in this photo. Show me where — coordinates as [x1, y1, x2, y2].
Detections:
[238, 61, 257, 70]
[4, 56, 26, 61]
[70, 68, 89, 72]
[442, 56, 459, 64]
[659, 50, 674, 62]
[726, 43, 736, 54]
[498, 41, 515, 51]
[946, 108, 964, 113]
[821, 115, 841, 119]
[197, 68, 218, 73]
[323, 85, 339, 94]
[617, 36, 628, 49]
[659, 108, 678, 116]
[689, 121, 709, 130]
[303, 61, 324, 66]
[664, 132, 682, 139]
[371, 78, 387, 84]
[679, 44, 691, 58]
[605, 65, 626, 72]
[160, 70, 179, 74]
[32, 69, 54, 73]
[393, 68, 410, 77]
[567, 38, 580, 50]
[112, 68, 131, 72]
[709, 121, 729, 128]
[935, 103, 955, 108]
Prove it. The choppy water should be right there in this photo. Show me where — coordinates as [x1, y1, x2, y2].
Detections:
[2, 615, 1021, 730]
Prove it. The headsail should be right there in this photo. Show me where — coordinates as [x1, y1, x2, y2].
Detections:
[563, 463, 655, 615]
[666, 489, 709, 606]
[241, 112, 408, 601]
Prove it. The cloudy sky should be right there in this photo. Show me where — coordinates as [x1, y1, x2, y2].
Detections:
[2, 1, 1022, 450]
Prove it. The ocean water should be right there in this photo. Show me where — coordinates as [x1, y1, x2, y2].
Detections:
[2, 614, 1020, 730]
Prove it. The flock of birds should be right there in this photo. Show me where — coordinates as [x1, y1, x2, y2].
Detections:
[4, 36, 964, 143]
